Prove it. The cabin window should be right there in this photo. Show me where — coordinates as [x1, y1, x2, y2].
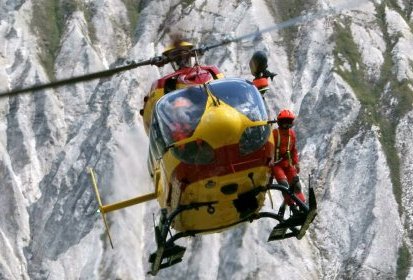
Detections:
[171, 140, 215, 165]
[149, 115, 167, 158]
[208, 78, 268, 121]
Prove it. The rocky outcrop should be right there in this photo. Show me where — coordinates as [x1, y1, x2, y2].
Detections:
[1, 0, 412, 279]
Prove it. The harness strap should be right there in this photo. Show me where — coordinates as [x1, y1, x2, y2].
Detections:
[275, 129, 281, 163]
[286, 133, 292, 166]
[275, 129, 292, 166]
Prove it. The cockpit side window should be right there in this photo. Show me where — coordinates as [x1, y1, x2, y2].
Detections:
[149, 115, 167, 159]
[171, 140, 215, 165]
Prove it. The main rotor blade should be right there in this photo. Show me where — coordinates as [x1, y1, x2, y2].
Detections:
[0, 0, 364, 98]
[0, 58, 154, 97]
[199, 0, 363, 52]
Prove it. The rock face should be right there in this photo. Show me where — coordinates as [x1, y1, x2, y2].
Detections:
[0, 0, 412, 279]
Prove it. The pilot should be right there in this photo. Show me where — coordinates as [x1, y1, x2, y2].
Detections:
[170, 97, 194, 142]
[270, 109, 305, 217]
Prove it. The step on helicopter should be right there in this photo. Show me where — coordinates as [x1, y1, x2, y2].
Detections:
[1, 17, 322, 277]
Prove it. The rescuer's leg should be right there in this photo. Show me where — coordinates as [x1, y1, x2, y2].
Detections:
[291, 175, 306, 203]
[285, 166, 306, 204]
[278, 179, 295, 206]
[272, 165, 295, 208]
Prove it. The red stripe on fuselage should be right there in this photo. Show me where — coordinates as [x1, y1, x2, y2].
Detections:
[174, 142, 274, 184]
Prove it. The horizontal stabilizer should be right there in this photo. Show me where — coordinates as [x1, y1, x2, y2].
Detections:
[87, 167, 160, 248]
[87, 167, 114, 249]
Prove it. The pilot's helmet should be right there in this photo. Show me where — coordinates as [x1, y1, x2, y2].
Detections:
[162, 41, 194, 70]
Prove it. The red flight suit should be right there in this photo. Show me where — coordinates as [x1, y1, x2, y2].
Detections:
[271, 128, 305, 206]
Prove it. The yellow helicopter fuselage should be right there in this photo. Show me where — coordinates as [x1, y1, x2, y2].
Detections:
[147, 78, 274, 232]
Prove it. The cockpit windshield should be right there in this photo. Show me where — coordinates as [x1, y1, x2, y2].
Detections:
[155, 78, 268, 147]
[207, 78, 268, 121]
[156, 86, 207, 146]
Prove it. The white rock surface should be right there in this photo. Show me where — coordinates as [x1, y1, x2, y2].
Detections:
[0, 0, 412, 279]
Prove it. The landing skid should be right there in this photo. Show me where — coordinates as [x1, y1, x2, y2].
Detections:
[148, 202, 217, 276]
[267, 183, 317, 241]
[148, 183, 317, 275]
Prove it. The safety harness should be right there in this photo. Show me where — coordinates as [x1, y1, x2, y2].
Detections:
[275, 129, 293, 166]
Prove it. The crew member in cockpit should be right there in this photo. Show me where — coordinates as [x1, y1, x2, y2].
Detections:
[169, 97, 194, 142]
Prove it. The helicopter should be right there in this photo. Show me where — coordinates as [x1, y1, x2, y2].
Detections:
[1, 20, 320, 278]
[135, 43, 317, 275]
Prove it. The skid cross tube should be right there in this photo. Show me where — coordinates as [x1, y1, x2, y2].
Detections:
[164, 211, 284, 247]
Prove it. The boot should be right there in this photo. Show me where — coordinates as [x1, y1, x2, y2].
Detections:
[291, 176, 302, 192]
[278, 179, 289, 188]
[292, 176, 306, 203]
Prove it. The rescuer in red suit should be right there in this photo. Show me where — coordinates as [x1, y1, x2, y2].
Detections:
[271, 109, 306, 217]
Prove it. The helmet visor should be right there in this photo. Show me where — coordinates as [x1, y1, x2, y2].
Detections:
[278, 118, 294, 128]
